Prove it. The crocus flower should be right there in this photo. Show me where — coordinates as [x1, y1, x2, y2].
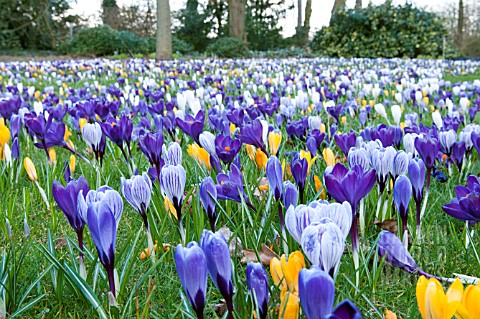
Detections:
[175, 242, 208, 319]
[81, 122, 103, 156]
[415, 137, 440, 171]
[282, 181, 298, 210]
[78, 186, 123, 227]
[392, 151, 409, 180]
[394, 175, 412, 246]
[439, 129, 457, 156]
[176, 110, 204, 144]
[266, 155, 283, 200]
[200, 177, 217, 231]
[270, 251, 305, 292]
[255, 148, 268, 170]
[334, 131, 356, 157]
[200, 230, 234, 318]
[323, 148, 336, 167]
[87, 200, 119, 299]
[187, 144, 211, 170]
[301, 218, 345, 277]
[371, 147, 395, 193]
[451, 141, 466, 172]
[216, 164, 256, 212]
[161, 164, 186, 233]
[139, 132, 164, 181]
[327, 300, 363, 319]
[348, 148, 370, 172]
[456, 284, 480, 318]
[246, 262, 269, 319]
[285, 201, 352, 244]
[416, 276, 463, 319]
[268, 130, 282, 156]
[291, 156, 308, 203]
[298, 266, 335, 319]
[52, 177, 90, 277]
[164, 142, 183, 166]
[442, 175, 480, 224]
[238, 119, 268, 156]
[215, 134, 241, 165]
[408, 158, 426, 235]
[377, 231, 418, 274]
[121, 172, 152, 230]
[324, 163, 376, 251]
[101, 115, 133, 152]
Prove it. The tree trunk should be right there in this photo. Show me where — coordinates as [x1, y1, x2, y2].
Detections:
[156, 0, 172, 60]
[355, 0, 362, 9]
[302, 0, 312, 44]
[297, 0, 302, 33]
[330, 0, 346, 24]
[457, 0, 464, 51]
[228, 0, 246, 42]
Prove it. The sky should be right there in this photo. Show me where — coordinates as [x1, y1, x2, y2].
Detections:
[71, 0, 455, 36]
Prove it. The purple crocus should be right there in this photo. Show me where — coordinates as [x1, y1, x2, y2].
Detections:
[324, 163, 376, 259]
[87, 200, 119, 299]
[377, 231, 418, 274]
[52, 177, 90, 276]
[238, 119, 268, 156]
[266, 155, 283, 201]
[291, 155, 308, 204]
[334, 131, 356, 157]
[246, 262, 269, 319]
[139, 132, 164, 182]
[282, 181, 298, 210]
[176, 110, 205, 144]
[451, 141, 466, 172]
[327, 300, 363, 319]
[121, 172, 152, 231]
[216, 164, 256, 212]
[215, 134, 242, 165]
[200, 230, 234, 319]
[408, 158, 425, 235]
[299, 266, 335, 319]
[442, 175, 480, 224]
[175, 242, 208, 319]
[393, 175, 412, 245]
[199, 177, 217, 231]
[101, 115, 134, 166]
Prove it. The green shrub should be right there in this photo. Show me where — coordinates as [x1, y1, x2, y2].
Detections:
[310, 2, 455, 58]
[206, 37, 247, 58]
[62, 26, 149, 56]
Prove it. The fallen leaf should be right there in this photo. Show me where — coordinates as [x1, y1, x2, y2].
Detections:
[218, 226, 243, 257]
[214, 300, 227, 317]
[241, 243, 279, 266]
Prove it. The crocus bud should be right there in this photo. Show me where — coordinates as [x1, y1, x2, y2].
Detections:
[330, 300, 363, 319]
[439, 129, 457, 155]
[334, 131, 356, 157]
[175, 242, 208, 319]
[266, 155, 283, 200]
[199, 132, 216, 156]
[282, 181, 298, 210]
[374, 103, 388, 122]
[414, 137, 440, 170]
[268, 130, 282, 156]
[391, 104, 402, 125]
[53, 177, 90, 234]
[432, 111, 443, 129]
[348, 147, 370, 172]
[199, 177, 217, 231]
[408, 158, 425, 203]
[161, 164, 186, 211]
[246, 262, 269, 319]
[377, 231, 418, 273]
[164, 142, 183, 166]
[392, 151, 409, 179]
[394, 175, 412, 238]
[301, 218, 345, 277]
[200, 230, 234, 315]
[82, 122, 103, 150]
[298, 266, 335, 319]
[23, 157, 38, 182]
[121, 172, 152, 229]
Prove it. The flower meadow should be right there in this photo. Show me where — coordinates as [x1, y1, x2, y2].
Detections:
[0, 57, 479, 319]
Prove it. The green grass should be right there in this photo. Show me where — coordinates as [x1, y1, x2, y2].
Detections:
[0, 61, 479, 319]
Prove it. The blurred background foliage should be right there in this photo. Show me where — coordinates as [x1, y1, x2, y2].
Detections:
[0, 0, 479, 58]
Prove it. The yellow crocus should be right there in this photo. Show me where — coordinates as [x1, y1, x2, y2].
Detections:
[456, 284, 480, 319]
[164, 196, 177, 219]
[230, 123, 236, 134]
[24, 157, 38, 182]
[279, 287, 300, 319]
[0, 119, 10, 147]
[416, 276, 463, 319]
[323, 148, 336, 167]
[246, 144, 256, 161]
[255, 148, 268, 170]
[48, 148, 57, 165]
[187, 144, 211, 170]
[268, 131, 282, 156]
[270, 251, 305, 292]
[69, 155, 76, 174]
[319, 123, 326, 133]
[79, 118, 87, 131]
[64, 126, 75, 149]
[299, 150, 317, 175]
[314, 175, 326, 200]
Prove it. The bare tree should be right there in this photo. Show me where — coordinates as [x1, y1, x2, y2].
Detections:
[297, 0, 302, 33]
[228, 0, 247, 42]
[355, 0, 362, 10]
[156, 0, 172, 59]
[303, 0, 312, 38]
[330, 0, 346, 24]
[456, 0, 464, 50]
